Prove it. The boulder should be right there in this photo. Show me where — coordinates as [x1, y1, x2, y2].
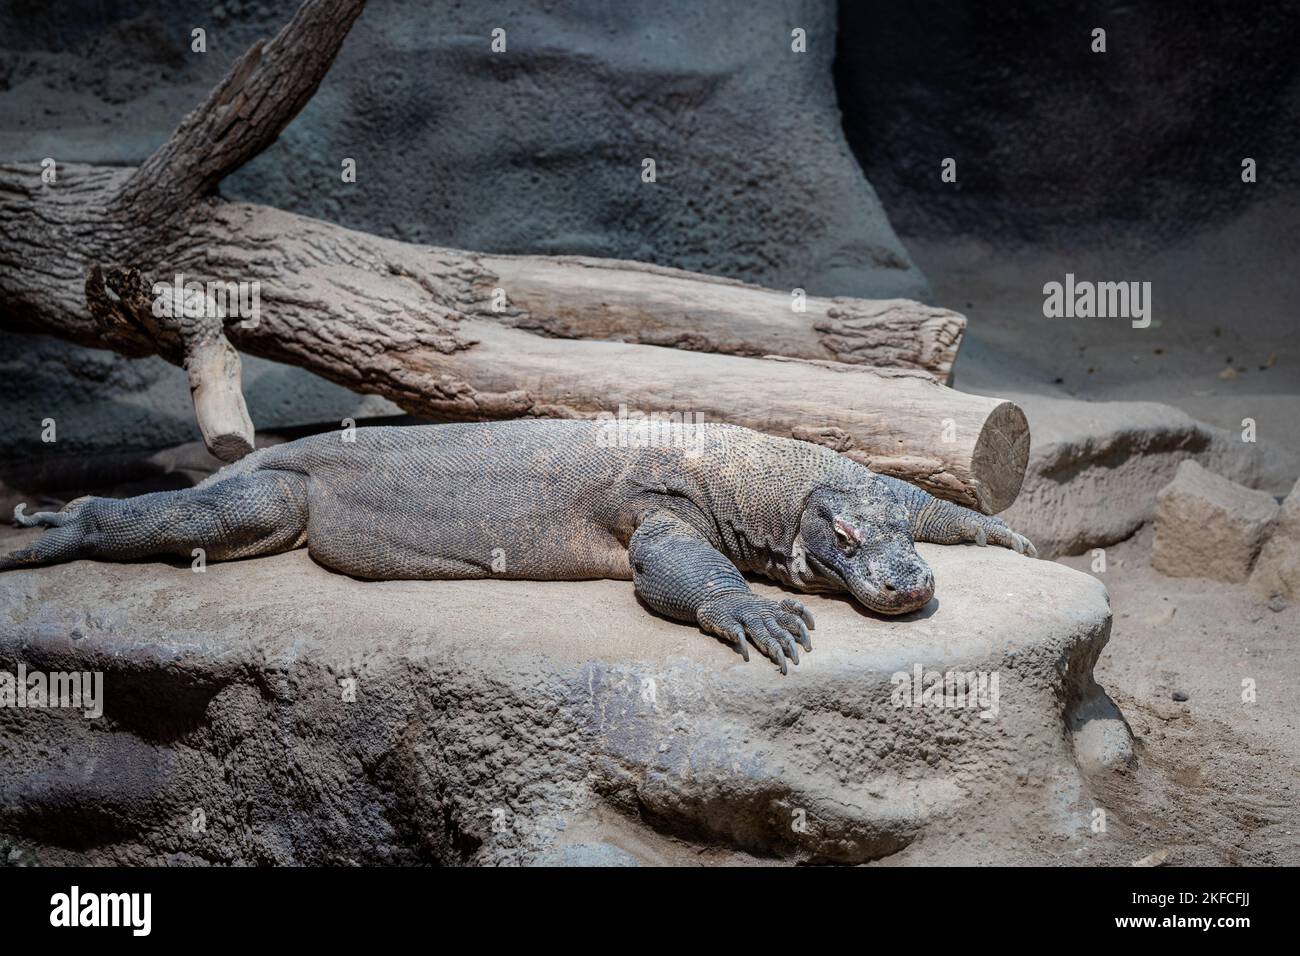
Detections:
[997, 394, 1291, 559]
[1153, 460, 1279, 583]
[1000, 397, 1209, 558]
[1250, 478, 1300, 602]
[0, 529, 1123, 865]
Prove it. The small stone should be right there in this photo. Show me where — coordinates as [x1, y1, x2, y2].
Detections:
[1143, 605, 1177, 627]
[1171, 690, 1189, 702]
[1153, 460, 1280, 583]
[1131, 848, 1170, 867]
[1250, 478, 1300, 603]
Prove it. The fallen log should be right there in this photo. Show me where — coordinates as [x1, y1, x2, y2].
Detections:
[0, 0, 1027, 512]
[0, 185, 1028, 511]
[479, 254, 965, 380]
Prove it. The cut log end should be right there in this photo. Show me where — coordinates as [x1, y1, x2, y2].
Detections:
[205, 432, 256, 463]
[971, 400, 1031, 514]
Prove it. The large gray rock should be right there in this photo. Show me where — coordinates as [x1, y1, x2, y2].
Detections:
[1, 0, 924, 299]
[1250, 478, 1300, 601]
[0, 530, 1123, 865]
[1153, 460, 1279, 583]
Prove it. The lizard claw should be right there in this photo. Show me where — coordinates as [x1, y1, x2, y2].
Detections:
[780, 598, 816, 634]
[980, 517, 1038, 558]
[1013, 532, 1038, 558]
[700, 593, 813, 674]
[729, 625, 750, 663]
[777, 609, 813, 653]
[13, 503, 71, 528]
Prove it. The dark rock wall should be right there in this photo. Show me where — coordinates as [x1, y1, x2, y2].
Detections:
[836, 0, 1300, 244]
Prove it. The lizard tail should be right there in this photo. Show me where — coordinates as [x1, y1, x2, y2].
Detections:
[1, 471, 309, 572]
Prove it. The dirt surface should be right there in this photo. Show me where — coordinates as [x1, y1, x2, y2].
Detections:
[1058, 528, 1300, 866]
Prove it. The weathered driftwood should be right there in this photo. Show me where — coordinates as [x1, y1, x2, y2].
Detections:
[0, 0, 1027, 511]
[479, 254, 965, 379]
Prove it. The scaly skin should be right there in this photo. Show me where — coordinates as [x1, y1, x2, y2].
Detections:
[2, 420, 1036, 673]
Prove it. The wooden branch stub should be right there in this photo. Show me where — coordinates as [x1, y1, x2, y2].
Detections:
[85, 266, 177, 358]
[86, 264, 255, 461]
[185, 336, 255, 462]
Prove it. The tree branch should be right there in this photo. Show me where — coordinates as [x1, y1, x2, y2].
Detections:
[111, 0, 368, 225]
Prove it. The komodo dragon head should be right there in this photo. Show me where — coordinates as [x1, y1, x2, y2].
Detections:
[792, 479, 935, 615]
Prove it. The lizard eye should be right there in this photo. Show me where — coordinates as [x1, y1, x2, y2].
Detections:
[832, 518, 860, 553]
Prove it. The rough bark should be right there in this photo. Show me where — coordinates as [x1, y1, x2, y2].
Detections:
[0, 176, 1027, 511]
[479, 254, 965, 380]
[0, 0, 1027, 512]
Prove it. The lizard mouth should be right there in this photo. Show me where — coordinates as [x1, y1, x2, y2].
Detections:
[806, 552, 932, 615]
[802, 551, 847, 593]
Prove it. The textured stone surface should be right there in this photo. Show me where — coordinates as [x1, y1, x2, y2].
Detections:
[0, 530, 1122, 865]
[838, 0, 1300, 244]
[0, 0, 924, 299]
[1153, 460, 1279, 583]
[1250, 479, 1300, 601]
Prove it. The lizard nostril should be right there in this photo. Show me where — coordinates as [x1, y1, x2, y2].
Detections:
[882, 582, 897, 592]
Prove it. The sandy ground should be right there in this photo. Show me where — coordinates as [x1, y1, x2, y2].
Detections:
[913, 195, 1300, 484]
[909, 218, 1300, 866]
[1061, 529, 1300, 865]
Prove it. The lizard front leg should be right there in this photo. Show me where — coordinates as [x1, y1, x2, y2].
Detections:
[628, 510, 814, 674]
[878, 475, 1038, 557]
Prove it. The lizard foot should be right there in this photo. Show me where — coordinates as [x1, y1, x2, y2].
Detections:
[13, 503, 72, 528]
[699, 594, 815, 675]
[974, 516, 1038, 558]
